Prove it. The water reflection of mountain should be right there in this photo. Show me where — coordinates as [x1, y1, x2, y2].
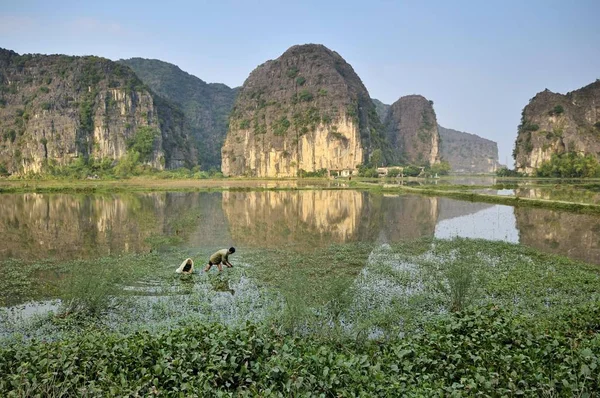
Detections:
[3, 190, 599, 266]
[221, 191, 370, 248]
[515, 207, 600, 265]
[379, 195, 439, 241]
[0, 192, 207, 260]
[221, 192, 494, 247]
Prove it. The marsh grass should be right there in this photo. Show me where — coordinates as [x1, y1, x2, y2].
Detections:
[2, 238, 600, 395]
[436, 258, 477, 312]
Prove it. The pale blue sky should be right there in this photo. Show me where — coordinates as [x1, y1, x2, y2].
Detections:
[1, 0, 599, 166]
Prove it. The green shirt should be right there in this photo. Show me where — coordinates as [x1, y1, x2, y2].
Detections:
[209, 249, 229, 264]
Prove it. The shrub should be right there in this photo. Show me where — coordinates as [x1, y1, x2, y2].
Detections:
[273, 116, 290, 136]
[286, 67, 299, 79]
[403, 165, 422, 177]
[126, 126, 159, 161]
[41, 102, 51, 111]
[297, 168, 327, 178]
[522, 123, 539, 132]
[295, 76, 306, 86]
[496, 167, 523, 177]
[387, 168, 401, 177]
[239, 119, 250, 129]
[39, 86, 50, 94]
[536, 151, 600, 178]
[4, 129, 16, 143]
[428, 161, 451, 176]
[549, 105, 564, 115]
[298, 90, 313, 102]
[358, 165, 378, 178]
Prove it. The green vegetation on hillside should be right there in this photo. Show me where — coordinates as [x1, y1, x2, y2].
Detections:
[536, 152, 600, 178]
[119, 58, 238, 170]
[496, 167, 524, 177]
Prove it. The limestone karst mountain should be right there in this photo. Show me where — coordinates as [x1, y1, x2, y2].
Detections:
[383, 95, 441, 166]
[221, 44, 387, 177]
[438, 125, 500, 173]
[514, 80, 600, 174]
[375, 97, 500, 172]
[0, 48, 195, 175]
[119, 58, 238, 169]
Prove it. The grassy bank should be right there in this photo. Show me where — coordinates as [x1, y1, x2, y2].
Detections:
[366, 183, 600, 214]
[3, 176, 600, 215]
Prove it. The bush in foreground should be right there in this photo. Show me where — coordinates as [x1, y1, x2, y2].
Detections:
[1, 305, 599, 396]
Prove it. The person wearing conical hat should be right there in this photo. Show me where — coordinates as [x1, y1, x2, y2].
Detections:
[204, 247, 235, 272]
[175, 258, 194, 274]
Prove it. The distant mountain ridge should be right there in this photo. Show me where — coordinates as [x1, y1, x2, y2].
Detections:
[119, 58, 239, 169]
[438, 125, 500, 173]
[373, 98, 500, 173]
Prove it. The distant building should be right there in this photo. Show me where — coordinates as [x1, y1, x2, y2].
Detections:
[328, 168, 358, 178]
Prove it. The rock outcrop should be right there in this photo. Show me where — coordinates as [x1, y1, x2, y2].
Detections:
[514, 80, 600, 174]
[0, 48, 195, 175]
[119, 58, 238, 169]
[384, 95, 441, 166]
[438, 125, 500, 173]
[221, 44, 385, 177]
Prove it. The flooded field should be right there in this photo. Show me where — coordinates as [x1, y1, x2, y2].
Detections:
[1, 190, 599, 264]
[1, 188, 600, 341]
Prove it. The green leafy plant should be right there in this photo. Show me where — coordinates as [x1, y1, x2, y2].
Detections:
[286, 66, 299, 79]
[127, 126, 159, 161]
[549, 105, 564, 115]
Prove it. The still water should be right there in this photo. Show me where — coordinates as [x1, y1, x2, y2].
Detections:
[0, 190, 599, 265]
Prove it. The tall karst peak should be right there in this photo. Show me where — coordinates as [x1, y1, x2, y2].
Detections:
[221, 43, 385, 177]
[514, 79, 600, 174]
[384, 94, 441, 166]
[438, 125, 500, 173]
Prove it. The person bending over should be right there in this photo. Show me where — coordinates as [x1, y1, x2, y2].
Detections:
[175, 258, 194, 274]
[204, 247, 235, 272]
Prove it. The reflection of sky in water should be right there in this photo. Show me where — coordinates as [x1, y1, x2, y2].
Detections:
[496, 189, 515, 196]
[435, 205, 519, 243]
[472, 189, 515, 196]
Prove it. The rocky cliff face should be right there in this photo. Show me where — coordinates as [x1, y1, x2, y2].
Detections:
[372, 98, 390, 124]
[221, 44, 385, 177]
[0, 48, 195, 175]
[384, 95, 440, 166]
[438, 125, 499, 173]
[119, 58, 238, 170]
[514, 80, 600, 174]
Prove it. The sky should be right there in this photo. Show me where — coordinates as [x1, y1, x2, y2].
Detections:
[1, 0, 599, 166]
